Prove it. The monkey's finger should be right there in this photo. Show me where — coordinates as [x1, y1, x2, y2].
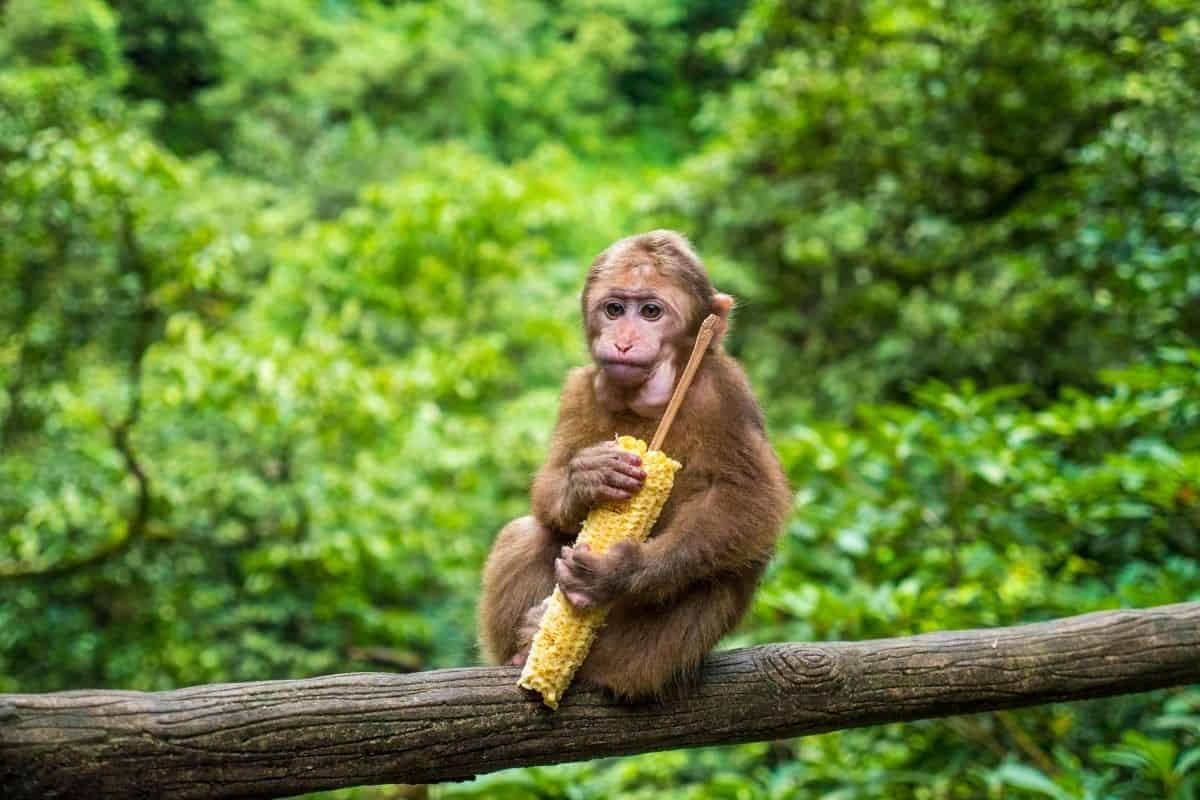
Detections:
[562, 589, 595, 610]
[590, 445, 641, 468]
[566, 550, 596, 576]
[604, 472, 644, 493]
[555, 558, 584, 590]
[609, 460, 647, 481]
[617, 450, 642, 467]
[598, 447, 642, 467]
[586, 443, 627, 462]
[561, 548, 594, 577]
[596, 485, 634, 502]
[576, 454, 624, 474]
[555, 562, 597, 610]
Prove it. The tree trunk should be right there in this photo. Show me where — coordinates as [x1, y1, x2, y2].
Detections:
[2, 602, 1197, 799]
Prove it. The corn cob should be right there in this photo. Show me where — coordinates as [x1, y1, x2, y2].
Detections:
[517, 435, 681, 708]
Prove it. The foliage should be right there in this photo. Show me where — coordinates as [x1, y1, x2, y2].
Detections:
[0, 0, 1195, 798]
[661, 0, 1200, 418]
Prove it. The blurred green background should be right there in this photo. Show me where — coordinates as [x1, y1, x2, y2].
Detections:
[2, 0, 1198, 797]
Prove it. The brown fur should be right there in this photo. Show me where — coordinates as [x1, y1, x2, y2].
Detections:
[478, 230, 792, 701]
[583, 230, 716, 334]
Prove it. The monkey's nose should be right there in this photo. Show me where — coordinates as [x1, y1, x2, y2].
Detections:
[616, 343, 632, 354]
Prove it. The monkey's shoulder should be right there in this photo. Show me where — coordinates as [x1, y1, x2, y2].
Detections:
[692, 353, 768, 432]
[552, 365, 627, 446]
[558, 365, 601, 414]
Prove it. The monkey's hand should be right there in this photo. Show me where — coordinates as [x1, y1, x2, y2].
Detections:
[566, 442, 647, 512]
[555, 542, 640, 610]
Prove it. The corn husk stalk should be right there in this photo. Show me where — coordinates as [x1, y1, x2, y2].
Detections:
[517, 315, 719, 708]
[517, 437, 680, 708]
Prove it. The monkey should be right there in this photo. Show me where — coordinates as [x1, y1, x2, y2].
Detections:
[478, 229, 792, 701]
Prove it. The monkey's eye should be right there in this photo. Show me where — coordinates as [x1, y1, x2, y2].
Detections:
[604, 301, 625, 319]
[641, 303, 663, 321]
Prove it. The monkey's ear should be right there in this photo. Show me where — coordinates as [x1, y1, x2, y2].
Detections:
[711, 292, 735, 344]
[712, 293, 735, 319]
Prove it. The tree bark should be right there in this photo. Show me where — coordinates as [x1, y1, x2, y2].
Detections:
[2, 602, 1197, 799]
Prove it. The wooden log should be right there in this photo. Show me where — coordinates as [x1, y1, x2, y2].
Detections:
[2, 602, 1197, 799]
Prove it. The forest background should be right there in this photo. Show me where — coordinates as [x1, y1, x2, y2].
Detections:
[1, 1, 1198, 797]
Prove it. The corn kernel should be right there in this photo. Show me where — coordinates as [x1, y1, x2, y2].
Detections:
[518, 436, 681, 708]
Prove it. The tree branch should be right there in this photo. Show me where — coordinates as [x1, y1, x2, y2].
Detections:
[2, 602, 1197, 799]
[0, 208, 157, 581]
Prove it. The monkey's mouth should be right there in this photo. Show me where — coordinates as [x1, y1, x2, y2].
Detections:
[599, 359, 654, 385]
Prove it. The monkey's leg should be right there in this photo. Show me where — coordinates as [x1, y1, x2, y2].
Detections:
[477, 515, 562, 665]
[577, 577, 756, 701]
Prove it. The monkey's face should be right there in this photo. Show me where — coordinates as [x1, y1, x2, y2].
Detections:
[585, 265, 691, 388]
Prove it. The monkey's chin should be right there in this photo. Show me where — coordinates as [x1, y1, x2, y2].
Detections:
[600, 362, 652, 386]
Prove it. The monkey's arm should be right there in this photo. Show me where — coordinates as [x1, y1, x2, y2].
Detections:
[530, 369, 596, 533]
[531, 452, 585, 534]
[531, 368, 646, 534]
[533, 442, 646, 534]
[626, 471, 786, 604]
[557, 436, 791, 608]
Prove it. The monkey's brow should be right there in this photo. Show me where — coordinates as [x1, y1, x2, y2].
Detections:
[603, 291, 662, 301]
